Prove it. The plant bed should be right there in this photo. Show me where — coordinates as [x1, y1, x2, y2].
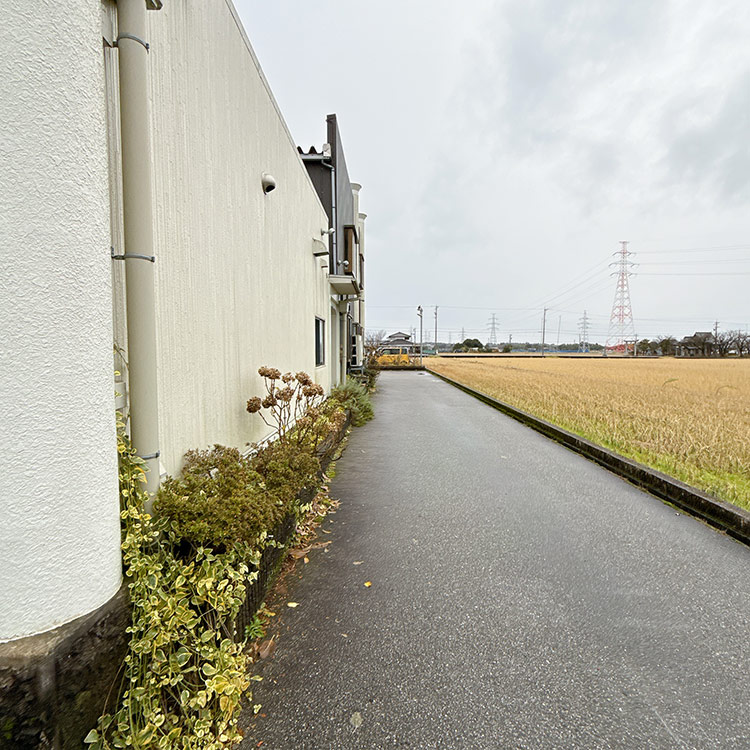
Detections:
[87, 370, 361, 749]
[232, 413, 351, 643]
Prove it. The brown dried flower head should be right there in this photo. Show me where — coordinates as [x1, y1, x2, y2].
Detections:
[332, 410, 346, 428]
[262, 394, 277, 408]
[246, 396, 262, 414]
[258, 366, 281, 380]
[282, 372, 294, 383]
[295, 372, 312, 386]
[277, 386, 294, 402]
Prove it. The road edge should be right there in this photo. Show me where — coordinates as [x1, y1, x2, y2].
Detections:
[428, 369, 750, 546]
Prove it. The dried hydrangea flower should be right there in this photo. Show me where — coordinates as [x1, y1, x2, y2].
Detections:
[258, 366, 281, 380]
[277, 387, 294, 402]
[246, 397, 262, 414]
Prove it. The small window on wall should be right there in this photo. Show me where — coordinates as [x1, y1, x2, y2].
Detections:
[315, 317, 325, 366]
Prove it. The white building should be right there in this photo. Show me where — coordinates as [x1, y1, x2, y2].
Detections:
[0, 0, 365, 741]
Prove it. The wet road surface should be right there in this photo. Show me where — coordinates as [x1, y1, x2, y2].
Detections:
[242, 371, 750, 749]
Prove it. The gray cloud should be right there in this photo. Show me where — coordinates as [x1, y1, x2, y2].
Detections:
[661, 72, 750, 202]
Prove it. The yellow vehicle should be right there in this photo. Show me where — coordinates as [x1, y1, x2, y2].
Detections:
[375, 353, 414, 367]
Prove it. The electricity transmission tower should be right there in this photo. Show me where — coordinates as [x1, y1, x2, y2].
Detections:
[487, 313, 498, 346]
[578, 310, 590, 352]
[605, 241, 636, 353]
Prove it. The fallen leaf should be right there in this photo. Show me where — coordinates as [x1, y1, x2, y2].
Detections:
[289, 547, 312, 559]
[353, 561, 364, 565]
[287, 602, 299, 608]
[250, 675, 263, 682]
[303, 556, 309, 564]
[341, 633, 348, 638]
[253, 704, 262, 715]
[350, 712, 363, 729]
[321, 529, 331, 534]
[257, 638, 276, 660]
[364, 581, 372, 588]
[311, 541, 332, 549]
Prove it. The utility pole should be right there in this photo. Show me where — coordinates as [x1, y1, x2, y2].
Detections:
[461, 327, 465, 342]
[434, 305, 439, 355]
[712, 320, 720, 358]
[417, 306, 423, 365]
[541, 307, 547, 357]
[508, 333, 512, 349]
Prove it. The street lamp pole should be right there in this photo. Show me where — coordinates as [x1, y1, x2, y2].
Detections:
[434, 305, 439, 356]
[417, 305, 423, 366]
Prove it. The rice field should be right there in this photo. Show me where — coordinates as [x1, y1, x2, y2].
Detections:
[427, 356, 750, 511]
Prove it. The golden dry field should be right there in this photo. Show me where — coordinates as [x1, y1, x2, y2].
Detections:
[427, 356, 750, 510]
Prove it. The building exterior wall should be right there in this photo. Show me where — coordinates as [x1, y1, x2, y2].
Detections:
[136, 1, 332, 475]
[0, 0, 122, 641]
[300, 121, 366, 379]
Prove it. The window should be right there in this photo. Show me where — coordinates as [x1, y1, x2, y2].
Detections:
[315, 317, 325, 366]
[343, 226, 357, 275]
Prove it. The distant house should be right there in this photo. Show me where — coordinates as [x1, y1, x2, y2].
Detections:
[676, 332, 716, 357]
[379, 332, 418, 355]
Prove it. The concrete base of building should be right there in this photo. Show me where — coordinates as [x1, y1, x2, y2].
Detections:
[0, 585, 130, 750]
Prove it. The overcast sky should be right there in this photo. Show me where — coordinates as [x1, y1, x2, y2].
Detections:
[237, 0, 749, 344]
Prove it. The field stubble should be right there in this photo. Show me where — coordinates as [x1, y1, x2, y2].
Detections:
[427, 357, 750, 511]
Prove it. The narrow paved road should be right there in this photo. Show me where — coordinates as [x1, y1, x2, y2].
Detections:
[242, 371, 749, 749]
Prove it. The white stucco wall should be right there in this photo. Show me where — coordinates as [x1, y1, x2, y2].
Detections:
[139, 1, 332, 474]
[0, 1, 122, 641]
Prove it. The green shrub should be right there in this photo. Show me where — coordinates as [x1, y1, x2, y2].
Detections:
[249, 437, 320, 506]
[330, 378, 374, 426]
[351, 366, 379, 390]
[157, 369, 347, 551]
[155, 445, 289, 550]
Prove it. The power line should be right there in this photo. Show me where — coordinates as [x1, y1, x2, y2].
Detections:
[637, 258, 750, 266]
[636, 243, 750, 254]
[638, 272, 750, 276]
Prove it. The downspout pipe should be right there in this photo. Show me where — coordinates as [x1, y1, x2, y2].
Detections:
[117, 0, 160, 497]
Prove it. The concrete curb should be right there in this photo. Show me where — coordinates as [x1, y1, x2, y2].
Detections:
[429, 370, 750, 546]
[377, 365, 426, 371]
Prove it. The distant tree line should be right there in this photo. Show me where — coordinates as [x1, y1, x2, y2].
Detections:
[637, 330, 749, 357]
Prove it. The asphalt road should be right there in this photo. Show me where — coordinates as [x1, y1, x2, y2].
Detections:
[242, 371, 750, 749]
